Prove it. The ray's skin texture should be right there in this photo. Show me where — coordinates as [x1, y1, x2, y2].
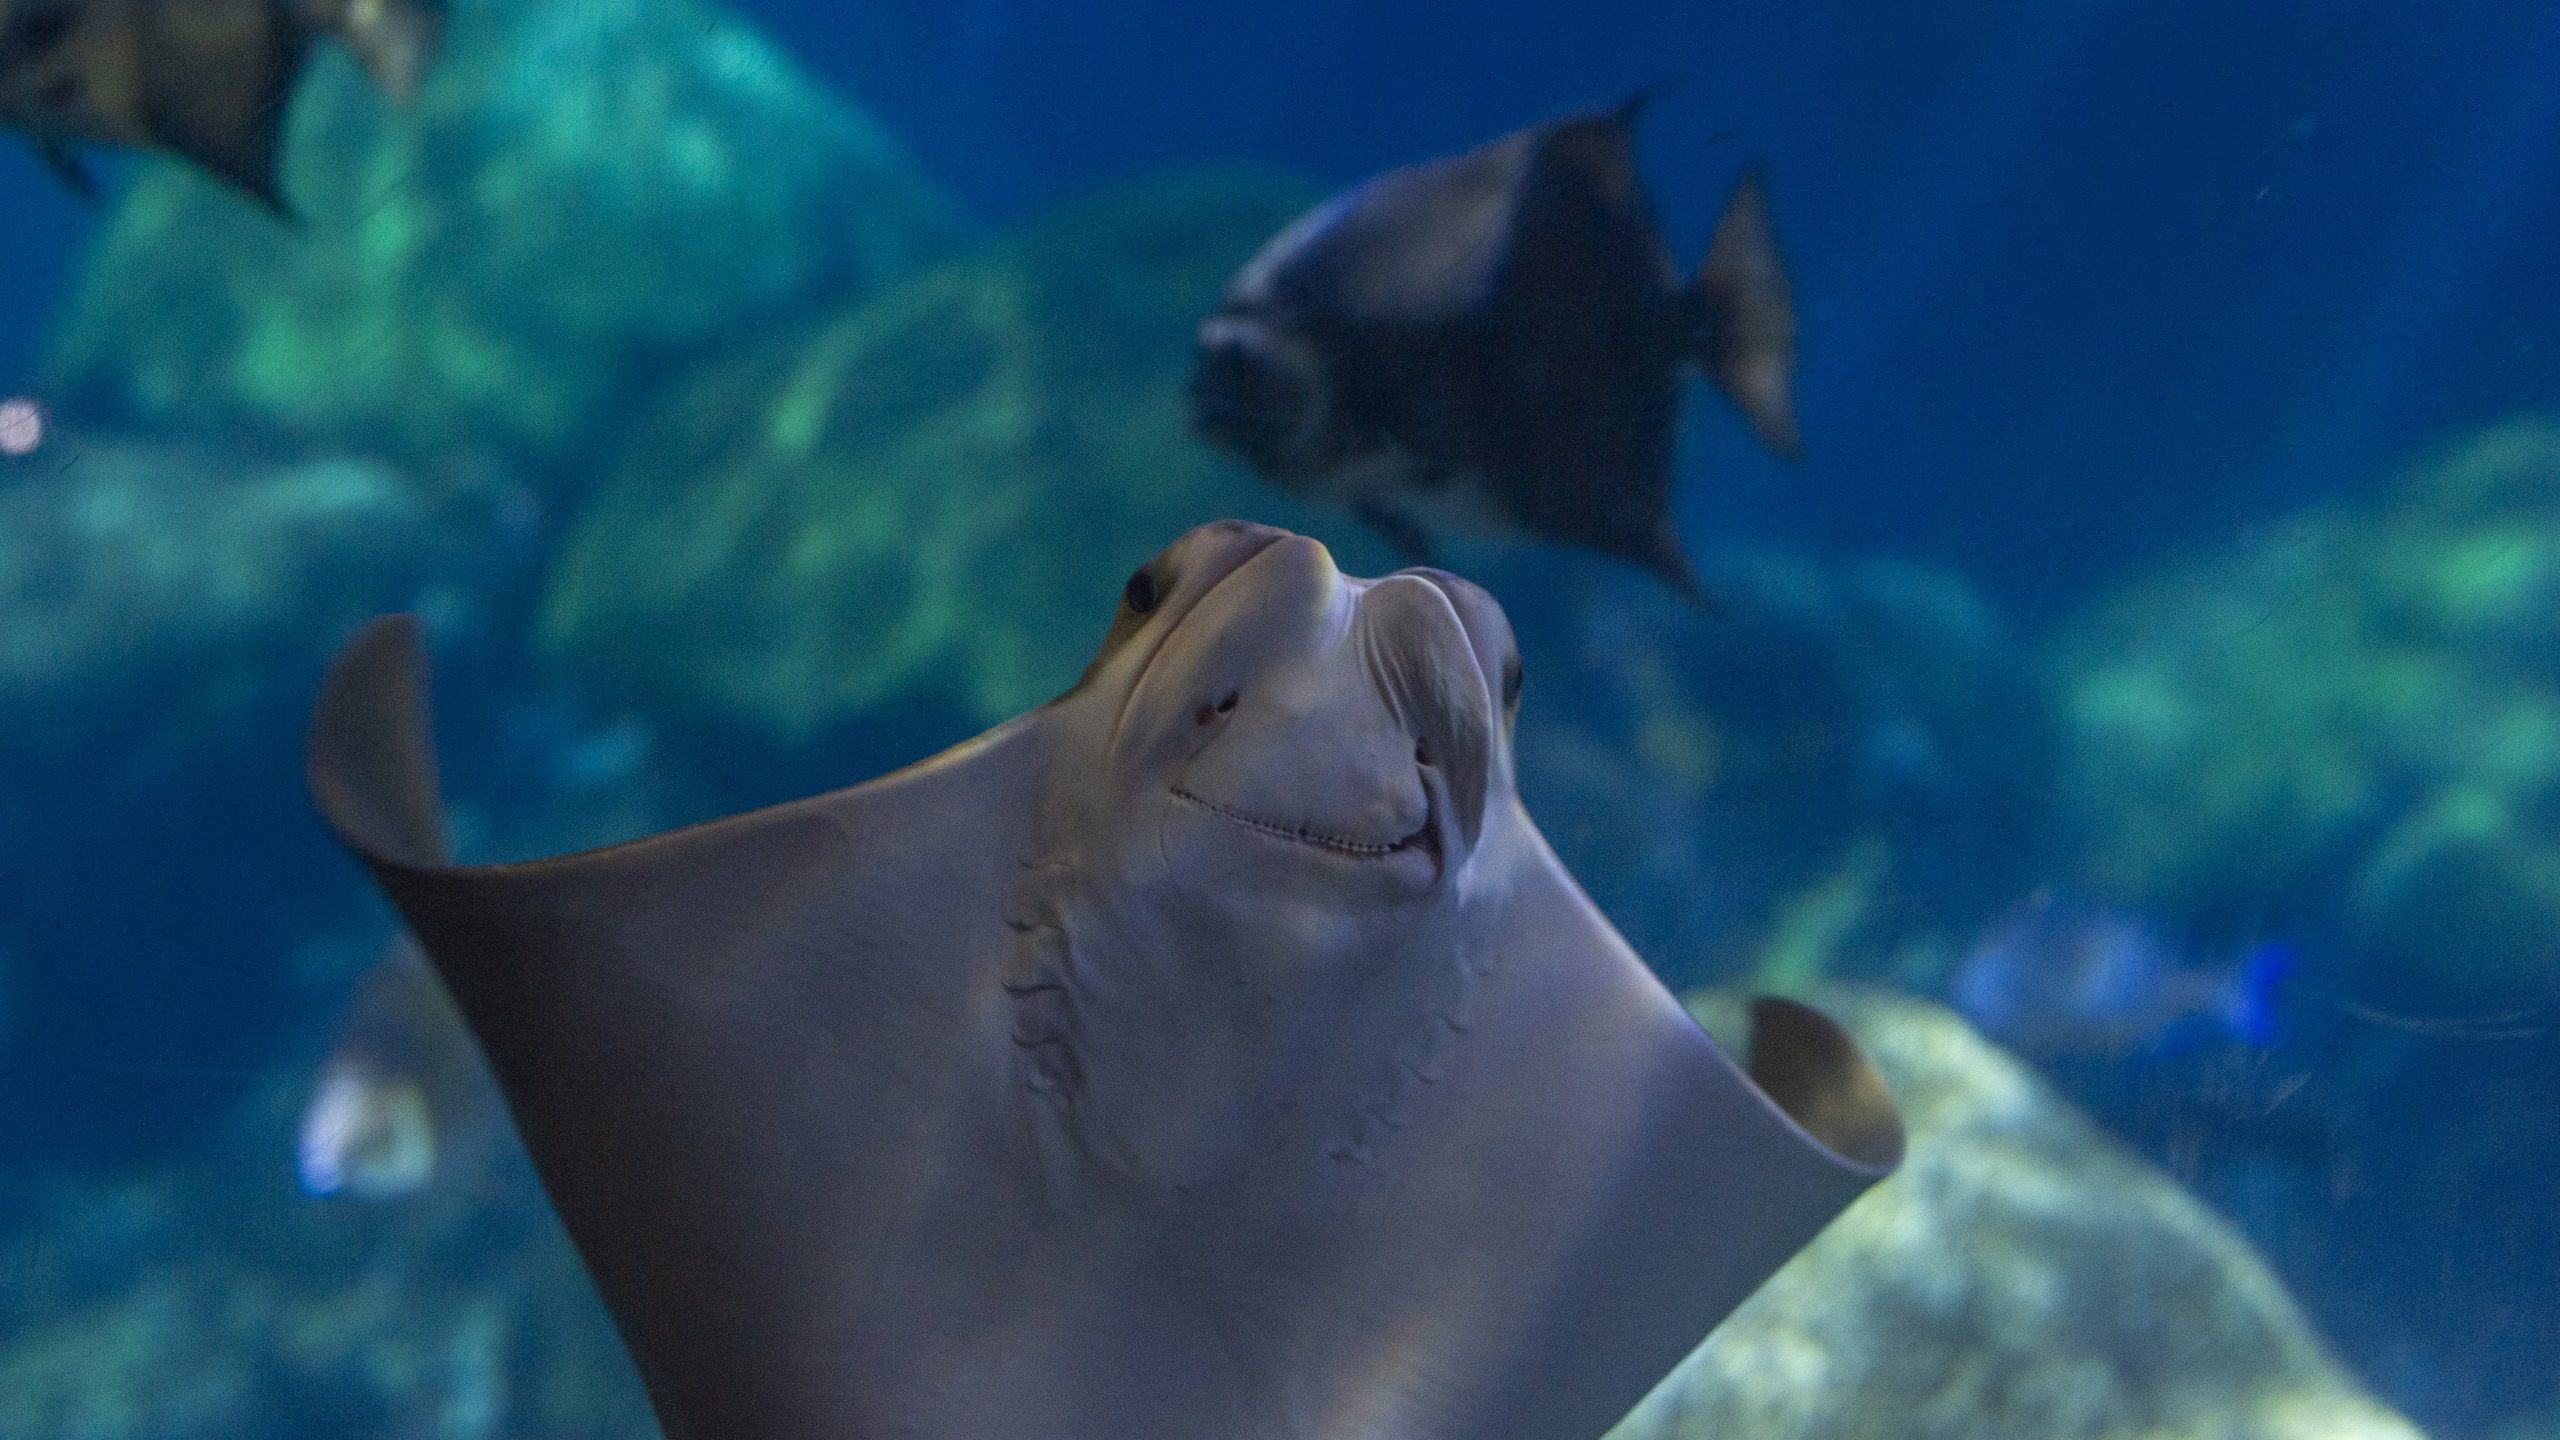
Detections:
[0, 0, 440, 212]
[307, 521, 1901, 1440]
[1191, 95, 1799, 598]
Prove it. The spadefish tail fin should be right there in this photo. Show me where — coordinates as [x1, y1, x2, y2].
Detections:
[1694, 166, 1801, 462]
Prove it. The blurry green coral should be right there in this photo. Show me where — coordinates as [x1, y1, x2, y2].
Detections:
[539, 169, 1373, 739]
[0, 1089, 650, 1440]
[0, 430, 548, 1163]
[39, 0, 960, 467]
[0, 434, 534, 774]
[2057, 418, 2560, 1010]
[1501, 545, 2051, 987]
[1615, 989, 2425, 1440]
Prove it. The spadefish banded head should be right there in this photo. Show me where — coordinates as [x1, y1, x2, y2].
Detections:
[306, 520, 1901, 1440]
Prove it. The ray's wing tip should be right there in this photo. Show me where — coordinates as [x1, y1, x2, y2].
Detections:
[308, 613, 449, 870]
[314, 612, 426, 726]
[1744, 995, 1906, 1176]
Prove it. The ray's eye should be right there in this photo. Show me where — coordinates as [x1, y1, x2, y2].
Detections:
[1123, 567, 1163, 616]
[1501, 655, 1524, 710]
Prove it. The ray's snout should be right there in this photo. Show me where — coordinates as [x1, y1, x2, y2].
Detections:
[1162, 535, 1450, 865]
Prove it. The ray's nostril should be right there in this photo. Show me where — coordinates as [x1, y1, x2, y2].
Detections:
[1217, 692, 1238, 714]
[1415, 737, 1434, 768]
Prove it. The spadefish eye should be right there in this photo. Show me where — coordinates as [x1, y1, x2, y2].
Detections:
[1123, 567, 1164, 616]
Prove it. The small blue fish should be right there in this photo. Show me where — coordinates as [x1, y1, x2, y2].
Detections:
[1952, 890, 2292, 1057]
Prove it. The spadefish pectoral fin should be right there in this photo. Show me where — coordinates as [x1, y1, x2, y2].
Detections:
[1353, 496, 1439, 567]
[1632, 518, 1709, 606]
[1695, 166, 1801, 463]
[306, 615, 1046, 1431]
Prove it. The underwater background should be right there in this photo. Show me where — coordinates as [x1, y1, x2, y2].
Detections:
[0, 0, 2554, 1437]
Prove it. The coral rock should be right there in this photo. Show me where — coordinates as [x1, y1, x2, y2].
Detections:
[2058, 419, 2560, 1011]
[540, 169, 1365, 741]
[1617, 990, 2425, 1440]
[41, 0, 960, 468]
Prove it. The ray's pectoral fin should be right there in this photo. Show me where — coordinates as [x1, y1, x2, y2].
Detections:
[304, 618, 895, 1121]
[306, 616, 451, 868]
[306, 615, 1044, 1432]
[1694, 166, 1800, 463]
[1743, 995, 1904, 1173]
[1445, 845, 1899, 1440]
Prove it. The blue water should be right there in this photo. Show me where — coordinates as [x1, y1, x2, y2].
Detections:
[2, 1, 2555, 1437]
[11, 2, 2560, 604]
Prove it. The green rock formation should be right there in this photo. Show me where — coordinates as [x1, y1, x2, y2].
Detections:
[41, 0, 960, 469]
[0, 434, 534, 774]
[1497, 546, 2049, 989]
[1616, 990, 2424, 1440]
[539, 169, 1381, 740]
[0, 1084, 652, 1440]
[2057, 419, 2560, 1010]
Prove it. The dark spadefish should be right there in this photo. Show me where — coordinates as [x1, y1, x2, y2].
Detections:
[0, 0, 442, 213]
[306, 521, 1900, 1440]
[1191, 94, 1800, 597]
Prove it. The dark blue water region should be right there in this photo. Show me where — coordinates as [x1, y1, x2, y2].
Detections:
[5, 0, 2559, 602]
[790, 0, 2560, 613]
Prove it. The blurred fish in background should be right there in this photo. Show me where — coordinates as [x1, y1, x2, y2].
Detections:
[0, 0, 443, 211]
[297, 932, 499, 1200]
[1952, 888, 2294, 1059]
[0, 392, 41, 455]
[1191, 90, 1797, 596]
[293, 0, 442, 101]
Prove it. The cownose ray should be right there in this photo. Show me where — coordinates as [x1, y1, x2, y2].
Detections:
[307, 519, 1904, 1440]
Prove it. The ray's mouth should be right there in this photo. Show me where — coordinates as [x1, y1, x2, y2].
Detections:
[1171, 787, 1440, 862]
